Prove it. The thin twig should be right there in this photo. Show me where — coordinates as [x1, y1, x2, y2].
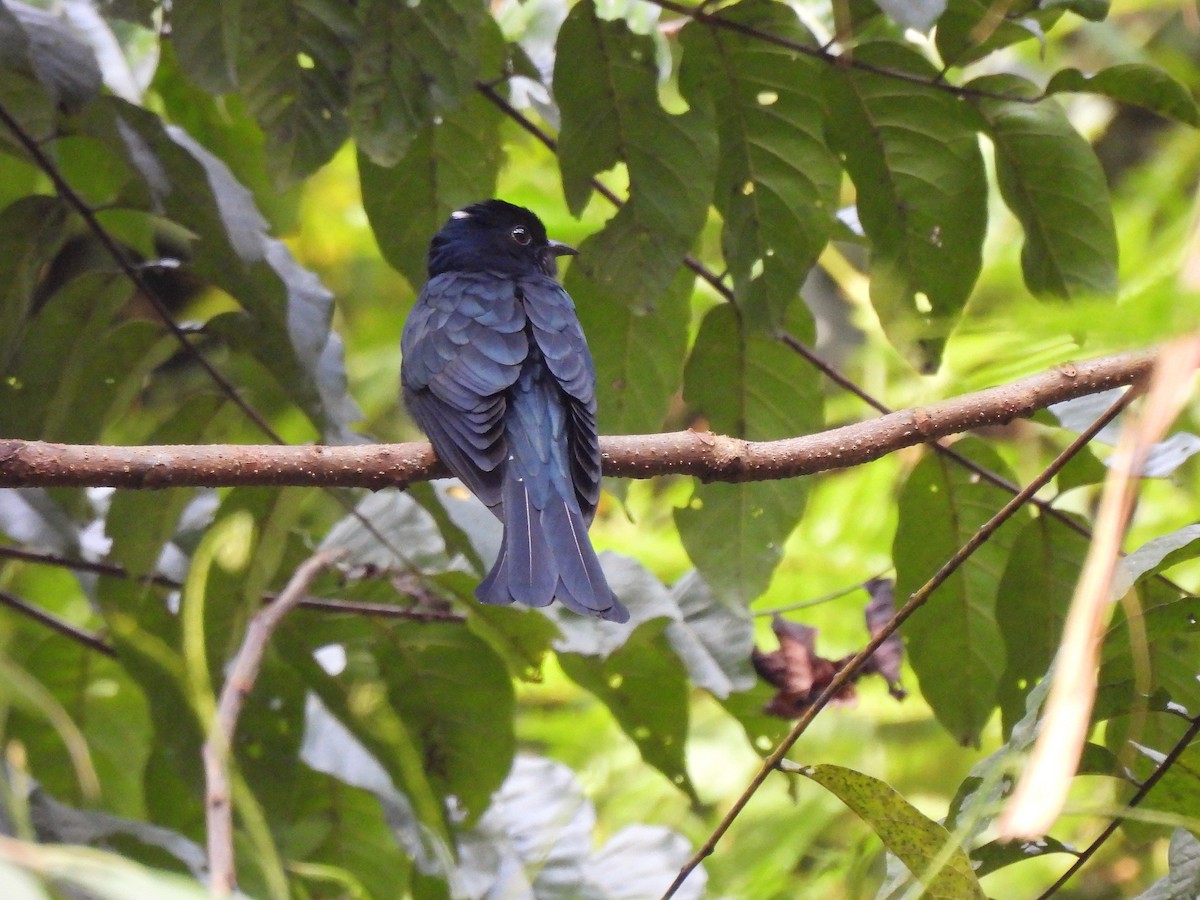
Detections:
[0, 545, 465, 631]
[1035, 713, 1200, 899]
[661, 386, 1139, 898]
[0, 588, 115, 657]
[643, 0, 1045, 103]
[203, 550, 345, 896]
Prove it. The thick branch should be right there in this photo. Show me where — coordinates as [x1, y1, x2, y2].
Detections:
[0, 350, 1155, 490]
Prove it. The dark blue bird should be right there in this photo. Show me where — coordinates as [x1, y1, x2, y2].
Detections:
[401, 200, 629, 623]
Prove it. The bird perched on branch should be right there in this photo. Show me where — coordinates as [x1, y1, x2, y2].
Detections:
[401, 200, 629, 623]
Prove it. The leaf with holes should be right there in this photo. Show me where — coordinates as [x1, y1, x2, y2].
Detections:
[678, 0, 840, 330]
[560, 618, 697, 801]
[895, 438, 1023, 746]
[972, 74, 1118, 299]
[800, 764, 986, 898]
[824, 41, 987, 370]
[675, 304, 820, 606]
[235, 0, 358, 184]
[350, 0, 502, 166]
[556, 2, 716, 316]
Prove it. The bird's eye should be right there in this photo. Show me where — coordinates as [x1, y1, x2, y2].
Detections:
[511, 226, 531, 246]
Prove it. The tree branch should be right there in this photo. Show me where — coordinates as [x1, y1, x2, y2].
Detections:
[0, 349, 1156, 490]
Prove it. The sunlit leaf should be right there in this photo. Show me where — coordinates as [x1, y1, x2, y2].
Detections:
[678, 0, 840, 329]
[665, 570, 756, 699]
[824, 41, 987, 369]
[972, 74, 1118, 298]
[800, 764, 986, 898]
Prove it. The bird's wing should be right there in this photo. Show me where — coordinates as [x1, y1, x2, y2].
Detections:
[401, 272, 527, 509]
[520, 277, 603, 521]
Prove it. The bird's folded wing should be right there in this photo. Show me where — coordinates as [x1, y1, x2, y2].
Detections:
[401, 274, 528, 508]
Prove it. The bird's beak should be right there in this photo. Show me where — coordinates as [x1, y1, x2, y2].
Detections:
[547, 239, 578, 257]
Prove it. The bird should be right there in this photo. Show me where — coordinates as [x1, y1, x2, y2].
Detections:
[400, 200, 630, 623]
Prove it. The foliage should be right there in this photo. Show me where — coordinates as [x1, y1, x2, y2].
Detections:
[0, 0, 1198, 897]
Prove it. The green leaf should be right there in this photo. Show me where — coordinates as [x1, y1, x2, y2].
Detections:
[570, 264, 694, 436]
[290, 616, 515, 828]
[935, 0, 1064, 68]
[81, 98, 362, 441]
[360, 93, 503, 288]
[895, 438, 1023, 746]
[995, 514, 1089, 734]
[972, 74, 1118, 298]
[675, 304, 820, 606]
[824, 41, 987, 369]
[678, 0, 840, 329]
[0, 195, 70, 373]
[556, 2, 717, 313]
[969, 835, 1077, 878]
[349, 0, 501, 166]
[235, 0, 358, 184]
[560, 618, 697, 800]
[169, 0, 239, 93]
[1047, 64, 1199, 126]
[0, 278, 175, 443]
[799, 764, 986, 898]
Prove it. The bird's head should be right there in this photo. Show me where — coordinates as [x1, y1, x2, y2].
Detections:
[426, 199, 577, 279]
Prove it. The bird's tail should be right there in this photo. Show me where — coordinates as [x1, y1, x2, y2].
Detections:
[476, 478, 629, 623]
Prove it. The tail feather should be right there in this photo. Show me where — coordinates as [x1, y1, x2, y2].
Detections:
[474, 481, 627, 622]
[543, 500, 629, 623]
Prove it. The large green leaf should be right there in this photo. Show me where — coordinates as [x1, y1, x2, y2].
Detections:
[286, 615, 514, 829]
[678, 0, 840, 330]
[349, 0, 501, 167]
[936, 0, 1065, 68]
[80, 98, 361, 442]
[674, 304, 820, 607]
[972, 74, 1118, 298]
[234, 0, 358, 184]
[560, 618, 697, 801]
[571, 264, 694, 436]
[800, 764, 986, 898]
[894, 438, 1023, 745]
[360, 93, 503, 288]
[824, 41, 987, 369]
[995, 514, 1089, 734]
[555, 1, 716, 324]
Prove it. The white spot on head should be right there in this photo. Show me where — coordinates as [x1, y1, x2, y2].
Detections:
[450, 210, 471, 220]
